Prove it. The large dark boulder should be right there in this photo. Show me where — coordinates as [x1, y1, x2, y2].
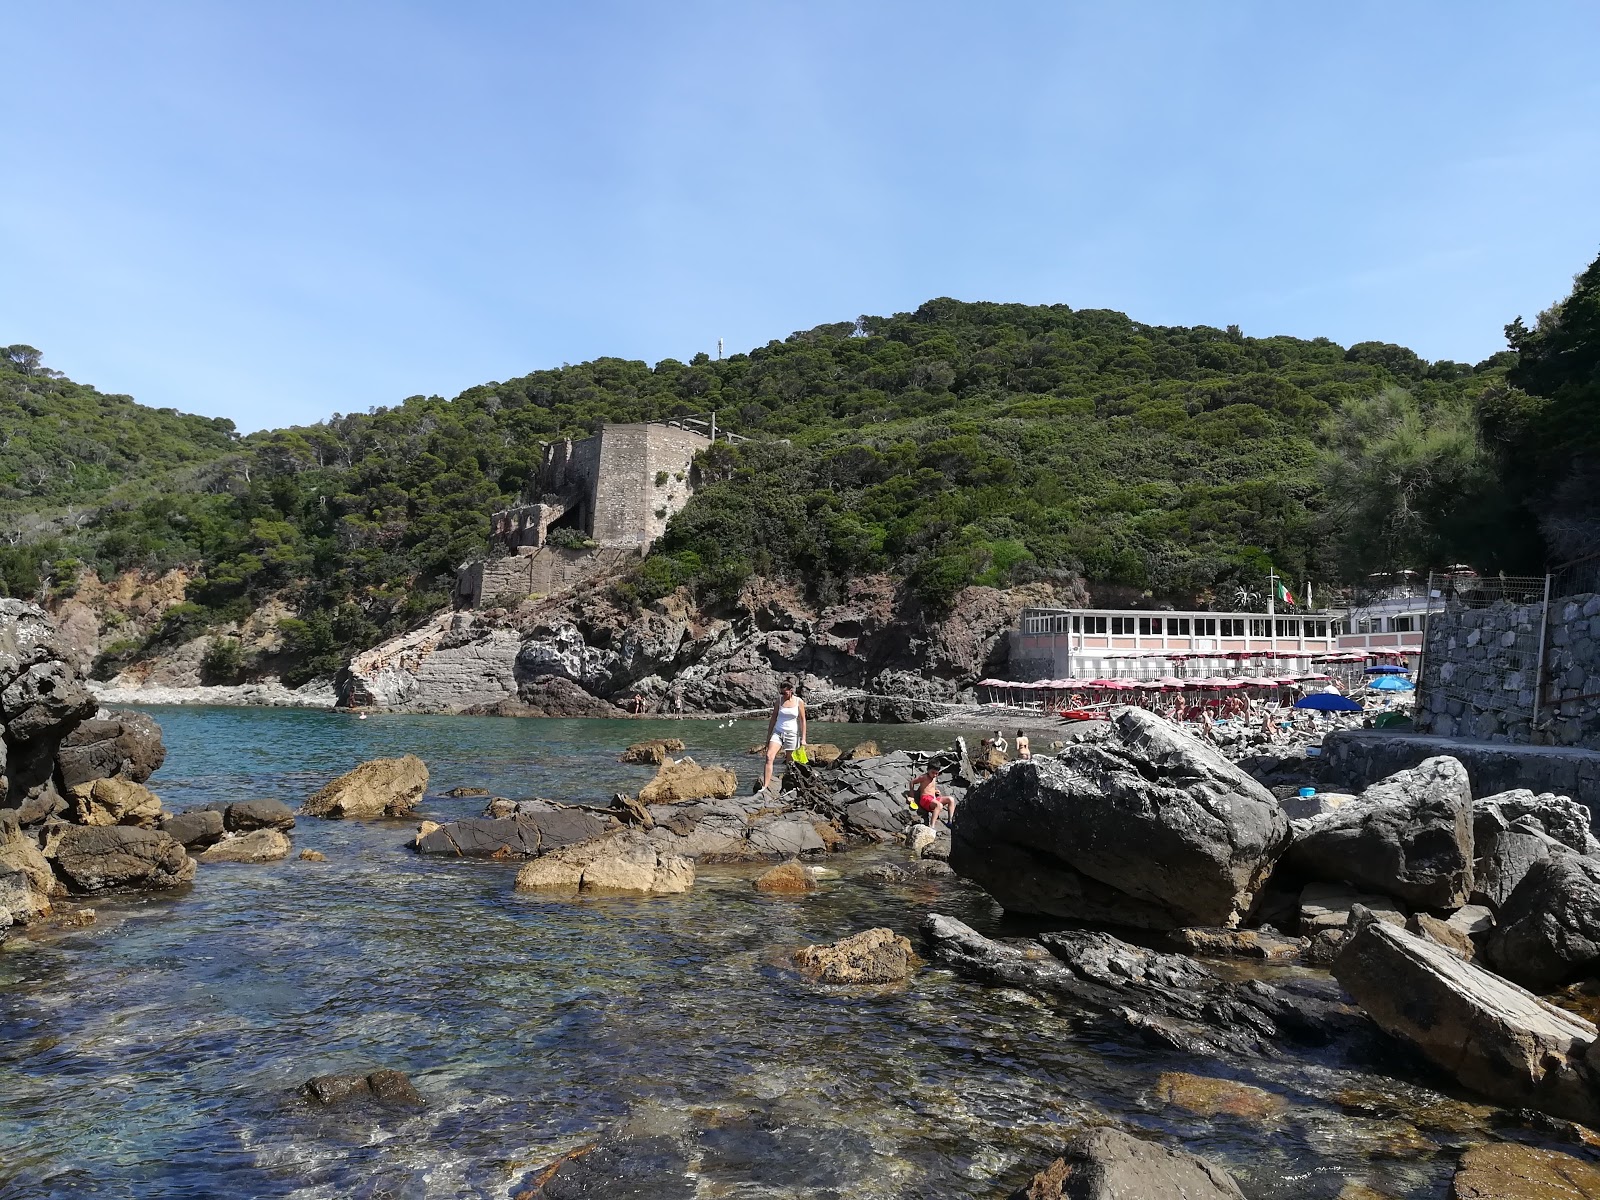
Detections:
[1333, 917, 1600, 1125]
[55, 711, 166, 788]
[1284, 756, 1473, 910]
[51, 824, 195, 893]
[1486, 855, 1600, 990]
[1471, 805, 1567, 911]
[161, 809, 226, 851]
[949, 708, 1290, 929]
[922, 912, 1352, 1058]
[224, 798, 296, 833]
[2, 659, 97, 746]
[414, 810, 609, 857]
[1008, 1128, 1246, 1199]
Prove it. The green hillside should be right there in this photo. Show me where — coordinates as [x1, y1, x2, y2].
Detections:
[0, 345, 239, 508]
[4, 248, 1595, 683]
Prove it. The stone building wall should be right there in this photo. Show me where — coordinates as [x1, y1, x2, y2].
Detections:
[1416, 591, 1600, 749]
[455, 546, 636, 609]
[590, 423, 708, 548]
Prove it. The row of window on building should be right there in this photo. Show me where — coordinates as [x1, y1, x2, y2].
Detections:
[1028, 614, 1333, 639]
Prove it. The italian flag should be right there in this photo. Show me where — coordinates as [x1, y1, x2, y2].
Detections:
[1275, 577, 1295, 607]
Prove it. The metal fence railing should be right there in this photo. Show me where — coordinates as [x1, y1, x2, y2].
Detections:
[1551, 553, 1600, 603]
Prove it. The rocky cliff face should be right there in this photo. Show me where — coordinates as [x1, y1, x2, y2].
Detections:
[0, 600, 196, 938]
[344, 574, 1060, 716]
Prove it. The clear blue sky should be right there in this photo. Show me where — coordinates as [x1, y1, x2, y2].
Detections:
[4, 2, 1598, 433]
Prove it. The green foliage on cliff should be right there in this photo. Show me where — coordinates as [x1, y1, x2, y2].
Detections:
[3, 252, 1594, 677]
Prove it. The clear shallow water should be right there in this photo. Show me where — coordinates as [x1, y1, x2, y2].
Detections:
[0, 709, 1580, 1198]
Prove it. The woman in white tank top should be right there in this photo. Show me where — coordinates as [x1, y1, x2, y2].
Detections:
[762, 679, 807, 790]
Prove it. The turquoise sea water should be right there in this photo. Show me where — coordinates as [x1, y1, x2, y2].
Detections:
[0, 709, 1580, 1198]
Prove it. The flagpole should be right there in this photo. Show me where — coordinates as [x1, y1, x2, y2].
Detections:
[1267, 568, 1276, 618]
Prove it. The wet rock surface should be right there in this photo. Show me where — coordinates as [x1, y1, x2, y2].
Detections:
[1450, 1142, 1600, 1199]
[1009, 1127, 1247, 1200]
[950, 708, 1290, 929]
[415, 810, 611, 858]
[303, 1068, 424, 1109]
[922, 912, 1354, 1057]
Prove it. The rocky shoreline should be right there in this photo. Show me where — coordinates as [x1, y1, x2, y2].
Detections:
[12, 597, 1600, 1197]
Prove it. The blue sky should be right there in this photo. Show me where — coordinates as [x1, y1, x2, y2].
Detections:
[4, 2, 1598, 433]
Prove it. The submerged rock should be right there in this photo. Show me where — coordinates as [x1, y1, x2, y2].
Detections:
[303, 755, 428, 820]
[195, 829, 291, 864]
[793, 927, 917, 984]
[298, 848, 326, 862]
[1333, 918, 1600, 1126]
[1009, 1127, 1246, 1200]
[303, 1068, 424, 1108]
[51, 825, 195, 894]
[1286, 756, 1474, 910]
[1449, 1142, 1600, 1199]
[1486, 855, 1600, 991]
[1153, 1072, 1286, 1119]
[950, 708, 1290, 929]
[514, 829, 694, 894]
[753, 860, 814, 894]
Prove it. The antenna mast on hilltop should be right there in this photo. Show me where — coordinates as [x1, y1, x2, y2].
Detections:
[717, 337, 723, 361]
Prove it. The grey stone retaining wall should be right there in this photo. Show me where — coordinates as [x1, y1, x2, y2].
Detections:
[1320, 730, 1600, 822]
[1416, 590, 1600, 750]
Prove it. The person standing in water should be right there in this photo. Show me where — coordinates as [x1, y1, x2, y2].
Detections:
[761, 679, 807, 790]
[1014, 729, 1030, 759]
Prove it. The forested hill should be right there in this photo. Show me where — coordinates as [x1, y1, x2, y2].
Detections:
[0, 345, 238, 510]
[3, 249, 1596, 683]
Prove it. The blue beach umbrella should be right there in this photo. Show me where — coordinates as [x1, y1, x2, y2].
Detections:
[1363, 665, 1409, 674]
[1294, 693, 1363, 712]
[1368, 674, 1415, 691]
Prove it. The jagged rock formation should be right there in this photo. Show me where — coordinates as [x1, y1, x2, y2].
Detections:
[921, 913, 1354, 1058]
[0, 600, 203, 935]
[949, 709, 1290, 929]
[342, 574, 1057, 715]
[1285, 756, 1475, 910]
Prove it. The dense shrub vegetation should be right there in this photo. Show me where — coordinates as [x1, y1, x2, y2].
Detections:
[1, 249, 1595, 680]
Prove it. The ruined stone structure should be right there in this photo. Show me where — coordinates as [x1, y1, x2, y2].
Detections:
[456, 545, 634, 610]
[491, 421, 710, 554]
[464, 420, 715, 609]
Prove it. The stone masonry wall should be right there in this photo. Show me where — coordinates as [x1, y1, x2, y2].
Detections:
[590, 423, 708, 548]
[1416, 591, 1600, 750]
[456, 546, 635, 608]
